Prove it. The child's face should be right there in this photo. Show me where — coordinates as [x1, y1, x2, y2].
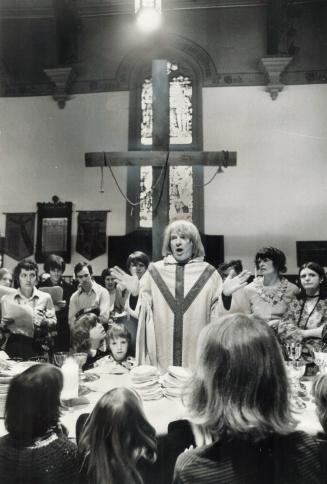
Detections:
[109, 336, 128, 362]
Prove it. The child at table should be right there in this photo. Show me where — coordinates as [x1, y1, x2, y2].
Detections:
[77, 387, 157, 484]
[94, 323, 136, 373]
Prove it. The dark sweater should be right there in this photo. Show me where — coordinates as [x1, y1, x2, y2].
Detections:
[0, 432, 78, 484]
[173, 430, 321, 484]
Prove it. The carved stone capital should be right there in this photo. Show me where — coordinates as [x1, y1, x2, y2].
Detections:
[43, 66, 75, 108]
[259, 55, 293, 100]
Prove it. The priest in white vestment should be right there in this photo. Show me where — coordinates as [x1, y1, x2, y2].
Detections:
[112, 220, 222, 372]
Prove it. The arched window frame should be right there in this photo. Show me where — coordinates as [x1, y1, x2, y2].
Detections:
[121, 38, 218, 234]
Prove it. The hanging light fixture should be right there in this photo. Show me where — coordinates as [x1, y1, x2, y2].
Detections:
[135, 0, 162, 33]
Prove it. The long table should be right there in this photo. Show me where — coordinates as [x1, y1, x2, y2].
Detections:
[0, 369, 322, 439]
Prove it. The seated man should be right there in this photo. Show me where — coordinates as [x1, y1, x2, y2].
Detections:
[68, 262, 110, 328]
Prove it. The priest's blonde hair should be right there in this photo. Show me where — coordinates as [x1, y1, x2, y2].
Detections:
[161, 220, 205, 258]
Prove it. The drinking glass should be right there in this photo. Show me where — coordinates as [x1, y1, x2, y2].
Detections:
[285, 360, 306, 409]
[71, 352, 88, 381]
[285, 342, 302, 363]
[53, 352, 69, 368]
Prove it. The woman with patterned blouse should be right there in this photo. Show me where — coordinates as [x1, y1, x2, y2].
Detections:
[220, 247, 299, 322]
[277, 262, 327, 363]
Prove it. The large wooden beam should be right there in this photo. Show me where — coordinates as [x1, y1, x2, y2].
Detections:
[152, 59, 169, 261]
[85, 151, 237, 167]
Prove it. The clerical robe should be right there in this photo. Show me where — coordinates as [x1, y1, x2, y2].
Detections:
[136, 256, 222, 372]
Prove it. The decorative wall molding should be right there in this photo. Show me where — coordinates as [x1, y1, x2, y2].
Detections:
[1, 69, 327, 98]
[259, 55, 293, 100]
[43, 66, 75, 108]
[0, 0, 321, 19]
[0, 1, 267, 19]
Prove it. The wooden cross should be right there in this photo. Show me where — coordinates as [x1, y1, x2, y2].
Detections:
[85, 60, 237, 260]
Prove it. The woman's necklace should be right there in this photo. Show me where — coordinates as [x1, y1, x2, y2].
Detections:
[253, 276, 289, 306]
[299, 295, 320, 329]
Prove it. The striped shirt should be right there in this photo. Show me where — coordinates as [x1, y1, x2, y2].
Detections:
[173, 431, 320, 484]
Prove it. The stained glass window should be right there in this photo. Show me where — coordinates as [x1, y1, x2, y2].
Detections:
[169, 166, 193, 222]
[139, 62, 194, 228]
[139, 166, 153, 228]
[141, 63, 192, 146]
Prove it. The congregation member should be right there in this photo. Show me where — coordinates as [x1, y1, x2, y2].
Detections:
[121, 251, 150, 355]
[112, 220, 222, 371]
[0, 260, 56, 359]
[312, 373, 327, 480]
[68, 262, 110, 327]
[173, 313, 321, 484]
[312, 373, 327, 435]
[124, 251, 150, 315]
[220, 246, 299, 322]
[277, 262, 327, 367]
[0, 364, 78, 484]
[95, 323, 136, 372]
[70, 312, 107, 368]
[101, 267, 127, 315]
[0, 268, 13, 288]
[217, 259, 243, 280]
[38, 254, 74, 351]
[77, 387, 157, 484]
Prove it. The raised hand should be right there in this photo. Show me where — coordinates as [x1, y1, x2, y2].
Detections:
[90, 323, 107, 350]
[110, 266, 139, 296]
[222, 269, 252, 296]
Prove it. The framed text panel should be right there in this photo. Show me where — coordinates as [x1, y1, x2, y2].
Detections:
[35, 200, 72, 263]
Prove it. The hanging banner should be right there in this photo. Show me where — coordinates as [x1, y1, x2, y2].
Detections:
[76, 211, 107, 260]
[5, 213, 35, 260]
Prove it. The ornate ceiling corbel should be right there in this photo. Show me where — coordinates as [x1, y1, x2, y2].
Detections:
[43, 66, 75, 109]
[260, 55, 293, 100]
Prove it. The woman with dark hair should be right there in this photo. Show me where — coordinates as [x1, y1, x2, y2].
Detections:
[108, 252, 150, 356]
[39, 254, 75, 351]
[122, 252, 150, 354]
[277, 262, 327, 365]
[0, 364, 78, 484]
[0, 259, 57, 359]
[78, 387, 157, 484]
[126, 251, 150, 281]
[173, 314, 320, 484]
[220, 247, 298, 322]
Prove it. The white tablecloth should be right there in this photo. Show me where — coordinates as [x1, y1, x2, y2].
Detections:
[0, 371, 322, 440]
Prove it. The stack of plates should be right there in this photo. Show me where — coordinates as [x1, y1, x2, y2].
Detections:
[130, 365, 163, 401]
[0, 371, 14, 417]
[161, 366, 191, 400]
[0, 361, 37, 417]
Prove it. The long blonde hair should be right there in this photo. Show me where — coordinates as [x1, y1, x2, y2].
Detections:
[186, 314, 296, 441]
